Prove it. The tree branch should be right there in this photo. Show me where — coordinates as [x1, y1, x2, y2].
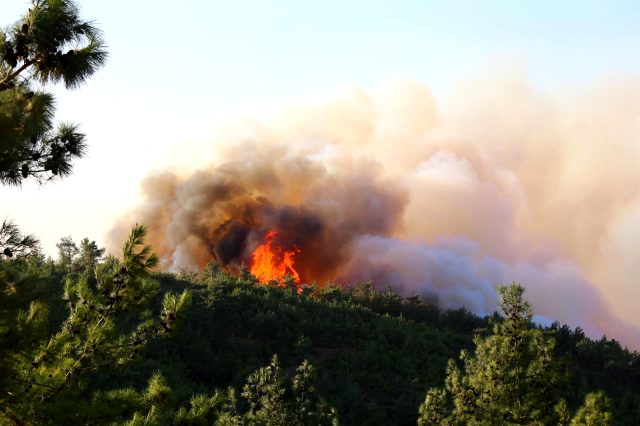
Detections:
[0, 60, 33, 91]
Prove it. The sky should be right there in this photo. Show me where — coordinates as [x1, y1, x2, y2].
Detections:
[3, 0, 640, 255]
[3, 1, 640, 344]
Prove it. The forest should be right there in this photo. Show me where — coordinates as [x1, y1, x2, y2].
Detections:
[1, 230, 639, 425]
[2, 1, 640, 425]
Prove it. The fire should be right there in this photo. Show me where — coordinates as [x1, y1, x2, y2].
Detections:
[250, 230, 301, 285]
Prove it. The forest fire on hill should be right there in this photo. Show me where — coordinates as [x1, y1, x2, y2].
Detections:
[110, 82, 640, 349]
[249, 230, 301, 285]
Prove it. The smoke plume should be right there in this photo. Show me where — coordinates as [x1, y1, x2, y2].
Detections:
[111, 74, 640, 348]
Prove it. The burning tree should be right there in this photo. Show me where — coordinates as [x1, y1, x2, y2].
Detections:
[250, 230, 301, 287]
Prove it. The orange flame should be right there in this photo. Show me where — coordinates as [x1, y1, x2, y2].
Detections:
[250, 230, 301, 285]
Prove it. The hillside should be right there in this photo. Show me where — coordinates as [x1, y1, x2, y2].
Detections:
[2, 254, 639, 425]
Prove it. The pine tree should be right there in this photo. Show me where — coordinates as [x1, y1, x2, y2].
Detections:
[55, 235, 77, 272]
[221, 355, 339, 425]
[75, 237, 105, 273]
[418, 283, 612, 425]
[570, 392, 611, 426]
[0, 225, 191, 424]
[0, 0, 107, 185]
[114, 356, 338, 425]
[0, 218, 39, 258]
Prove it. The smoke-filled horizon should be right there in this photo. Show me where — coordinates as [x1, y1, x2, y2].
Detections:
[110, 75, 640, 349]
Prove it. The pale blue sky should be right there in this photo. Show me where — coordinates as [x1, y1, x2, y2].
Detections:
[7, 1, 640, 108]
[3, 0, 640, 254]
[92, 0, 640, 100]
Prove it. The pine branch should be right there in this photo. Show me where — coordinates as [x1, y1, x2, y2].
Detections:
[0, 60, 33, 91]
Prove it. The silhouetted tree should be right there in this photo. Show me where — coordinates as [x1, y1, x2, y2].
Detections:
[0, 0, 107, 185]
[56, 235, 77, 272]
[0, 218, 39, 258]
[75, 237, 104, 273]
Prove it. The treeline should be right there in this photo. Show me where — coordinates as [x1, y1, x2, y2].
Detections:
[1, 231, 639, 425]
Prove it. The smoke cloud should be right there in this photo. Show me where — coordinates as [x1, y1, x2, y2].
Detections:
[111, 74, 640, 348]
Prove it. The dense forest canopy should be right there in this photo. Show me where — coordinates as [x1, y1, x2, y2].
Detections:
[1, 238, 639, 424]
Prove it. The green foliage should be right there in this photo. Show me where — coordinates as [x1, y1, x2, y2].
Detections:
[49, 235, 105, 292]
[0, 0, 107, 185]
[417, 388, 449, 426]
[233, 355, 337, 425]
[55, 235, 77, 272]
[173, 392, 227, 425]
[145, 372, 174, 408]
[1, 252, 637, 425]
[76, 237, 105, 273]
[0, 218, 39, 258]
[418, 283, 613, 426]
[571, 392, 612, 426]
[240, 354, 289, 425]
[0, 225, 190, 424]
